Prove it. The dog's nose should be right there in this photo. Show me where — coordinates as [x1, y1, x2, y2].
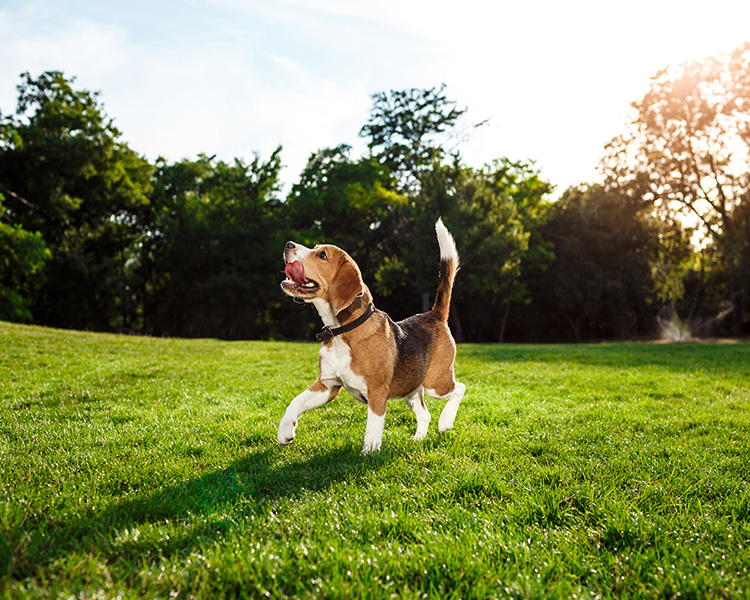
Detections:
[285, 241, 295, 250]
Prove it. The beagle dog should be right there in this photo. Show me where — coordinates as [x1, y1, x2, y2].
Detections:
[278, 218, 466, 453]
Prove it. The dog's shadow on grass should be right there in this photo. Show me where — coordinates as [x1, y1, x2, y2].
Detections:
[15, 441, 390, 579]
[122, 441, 381, 522]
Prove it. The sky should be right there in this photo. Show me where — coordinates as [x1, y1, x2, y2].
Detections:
[1, 0, 750, 197]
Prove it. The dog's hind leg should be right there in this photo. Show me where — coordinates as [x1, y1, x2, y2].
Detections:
[426, 381, 466, 433]
[404, 386, 431, 441]
[278, 379, 341, 445]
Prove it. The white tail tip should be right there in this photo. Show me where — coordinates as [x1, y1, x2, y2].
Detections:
[435, 218, 458, 261]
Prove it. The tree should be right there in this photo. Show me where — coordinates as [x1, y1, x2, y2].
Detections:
[444, 159, 554, 342]
[602, 43, 750, 335]
[286, 145, 405, 257]
[0, 71, 152, 330]
[369, 157, 553, 342]
[537, 183, 664, 341]
[356, 85, 552, 341]
[360, 85, 468, 192]
[146, 151, 286, 339]
[0, 194, 50, 321]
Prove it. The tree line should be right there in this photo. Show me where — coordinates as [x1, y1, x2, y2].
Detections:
[1, 43, 749, 342]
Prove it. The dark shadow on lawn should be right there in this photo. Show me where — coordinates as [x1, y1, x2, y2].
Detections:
[11, 441, 386, 580]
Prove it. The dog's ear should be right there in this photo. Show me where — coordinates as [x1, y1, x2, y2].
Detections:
[330, 258, 364, 315]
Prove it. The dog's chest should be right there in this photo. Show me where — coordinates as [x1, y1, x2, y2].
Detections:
[319, 339, 368, 402]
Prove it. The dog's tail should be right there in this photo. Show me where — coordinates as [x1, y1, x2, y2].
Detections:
[432, 218, 460, 322]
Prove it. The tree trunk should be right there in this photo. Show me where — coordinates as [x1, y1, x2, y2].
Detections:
[119, 237, 129, 329]
[449, 304, 464, 343]
[562, 311, 582, 343]
[731, 290, 745, 337]
[499, 303, 511, 343]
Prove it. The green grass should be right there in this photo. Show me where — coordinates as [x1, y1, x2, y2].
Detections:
[1, 321, 749, 599]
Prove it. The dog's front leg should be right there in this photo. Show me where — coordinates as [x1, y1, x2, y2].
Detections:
[278, 379, 341, 445]
[362, 390, 387, 454]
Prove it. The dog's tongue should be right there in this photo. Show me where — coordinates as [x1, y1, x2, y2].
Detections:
[285, 260, 306, 285]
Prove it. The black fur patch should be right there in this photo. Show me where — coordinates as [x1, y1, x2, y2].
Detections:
[387, 312, 439, 393]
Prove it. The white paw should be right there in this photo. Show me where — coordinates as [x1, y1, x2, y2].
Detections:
[361, 440, 382, 454]
[277, 415, 297, 445]
[438, 414, 455, 433]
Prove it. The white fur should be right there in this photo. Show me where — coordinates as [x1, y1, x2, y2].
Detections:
[278, 387, 331, 445]
[286, 244, 313, 262]
[404, 387, 431, 440]
[321, 331, 381, 452]
[362, 406, 386, 453]
[426, 382, 466, 432]
[435, 217, 459, 263]
[312, 297, 340, 328]
[318, 338, 367, 402]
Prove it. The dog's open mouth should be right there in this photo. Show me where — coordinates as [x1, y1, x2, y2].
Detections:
[282, 260, 319, 295]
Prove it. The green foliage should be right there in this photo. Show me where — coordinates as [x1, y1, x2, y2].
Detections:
[287, 144, 405, 252]
[0, 196, 50, 321]
[2, 323, 750, 597]
[360, 85, 467, 192]
[284, 145, 416, 334]
[145, 151, 286, 339]
[2, 72, 151, 243]
[0, 71, 153, 331]
[359, 90, 554, 341]
[533, 183, 665, 341]
[380, 158, 554, 341]
[649, 216, 695, 306]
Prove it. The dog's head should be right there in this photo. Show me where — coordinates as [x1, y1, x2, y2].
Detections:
[281, 241, 365, 315]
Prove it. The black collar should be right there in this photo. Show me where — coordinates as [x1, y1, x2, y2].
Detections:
[316, 303, 375, 343]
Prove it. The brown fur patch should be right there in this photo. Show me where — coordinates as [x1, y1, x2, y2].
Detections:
[309, 378, 342, 402]
[330, 258, 364, 314]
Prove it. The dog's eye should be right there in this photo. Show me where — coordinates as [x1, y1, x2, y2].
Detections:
[318, 251, 327, 260]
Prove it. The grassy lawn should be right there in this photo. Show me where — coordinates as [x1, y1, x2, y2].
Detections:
[1, 321, 749, 599]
